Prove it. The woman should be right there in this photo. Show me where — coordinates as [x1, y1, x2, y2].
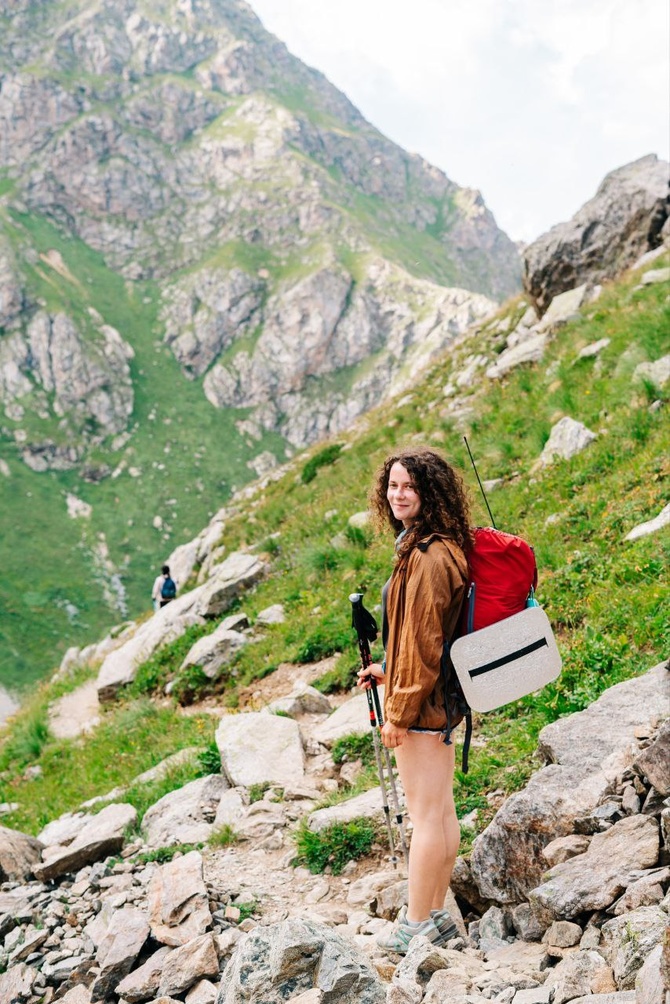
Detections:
[358, 447, 471, 954]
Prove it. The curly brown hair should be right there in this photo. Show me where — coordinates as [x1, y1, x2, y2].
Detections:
[369, 447, 472, 557]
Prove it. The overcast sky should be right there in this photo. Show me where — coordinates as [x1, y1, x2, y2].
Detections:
[247, 0, 669, 244]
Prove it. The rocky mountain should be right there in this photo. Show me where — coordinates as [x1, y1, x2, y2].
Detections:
[0, 0, 520, 469]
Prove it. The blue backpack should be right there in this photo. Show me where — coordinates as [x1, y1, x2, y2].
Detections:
[161, 577, 177, 600]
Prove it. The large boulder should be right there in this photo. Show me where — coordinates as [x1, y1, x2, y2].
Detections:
[469, 661, 668, 903]
[147, 849, 213, 947]
[0, 824, 43, 880]
[90, 907, 150, 1002]
[141, 774, 227, 848]
[216, 917, 386, 1003]
[194, 552, 267, 618]
[523, 154, 669, 314]
[528, 815, 660, 921]
[33, 803, 137, 881]
[180, 624, 247, 680]
[96, 589, 207, 701]
[215, 711, 305, 787]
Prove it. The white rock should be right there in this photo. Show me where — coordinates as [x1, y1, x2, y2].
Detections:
[625, 503, 670, 541]
[256, 603, 285, 625]
[538, 284, 589, 329]
[633, 354, 670, 388]
[485, 333, 547, 379]
[216, 712, 305, 787]
[142, 774, 227, 848]
[577, 338, 610, 360]
[537, 416, 597, 467]
[312, 690, 383, 747]
[640, 266, 670, 284]
[181, 625, 247, 680]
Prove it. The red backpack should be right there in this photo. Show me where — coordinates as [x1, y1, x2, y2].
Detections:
[462, 527, 538, 634]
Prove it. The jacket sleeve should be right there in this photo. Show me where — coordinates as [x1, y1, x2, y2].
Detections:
[385, 546, 465, 729]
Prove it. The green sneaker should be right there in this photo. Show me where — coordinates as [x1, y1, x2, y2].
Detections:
[375, 911, 448, 955]
[430, 908, 458, 942]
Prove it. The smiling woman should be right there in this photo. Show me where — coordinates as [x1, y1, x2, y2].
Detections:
[248, 0, 670, 242]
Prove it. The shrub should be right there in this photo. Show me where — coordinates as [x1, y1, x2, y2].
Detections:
[301, 444, 343, 484]
[136, 843, 200, 864]
[331, 732, 375, 768]
[196, 742, 221, 775]
[294, 817, 378, 875]
[208, 824, 237, 848]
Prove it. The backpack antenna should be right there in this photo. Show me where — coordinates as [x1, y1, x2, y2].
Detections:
[463, 436, 497, 529]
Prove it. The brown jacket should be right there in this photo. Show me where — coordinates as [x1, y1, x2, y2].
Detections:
[383, 534, 468, 730]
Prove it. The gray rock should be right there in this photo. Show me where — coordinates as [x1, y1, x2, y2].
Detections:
[545, 950, 616, 1004]
[0, 823, 44, 880]
[538, 284, 589, 329]
[216, 917, 385, 1003]
[537, 416, 597, 467]
[510, 903, 547, 942]
[470, 661, 668, 903]
[601, 905, 668, 990]
[141, 773, 226, 848]
[180, 626, 247, 680]
[577, 337, 611, 360]
[542, 921, 582, 948]
[529, 814, 659, 921]
[485, 333, 547, 379]
[640, 266, 670, 284]
[523, 154, 669, 313]
[158, 933, 220, 998]
[625, 503, 670, 542]
[216, 711, 305, 788]
[267, 681, 332, 718]
[633, 354, 670, 388]
[610, 866, 669, 914]
[542, 834, 591, 867]
[635, 944, 664, 1004]
[115, 945, 172, 1002]
[312, 690, 382, 746]
[96, 590, 207, 701]
[479, 906, 513, 941]
[34, 803, 137, 880]
[91, 907, 150, 1001]
[195, 553, 268, 618]
[308, 788, 392, 833]
[0, 963, 36, 1001]
[255, 603, 285, 626]
[147, 850, 212, 947]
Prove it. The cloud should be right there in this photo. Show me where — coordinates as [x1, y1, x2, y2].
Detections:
[248, 0, 669, 241]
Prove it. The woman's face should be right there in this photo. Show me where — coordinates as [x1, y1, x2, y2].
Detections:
[387, 462, 421, 527]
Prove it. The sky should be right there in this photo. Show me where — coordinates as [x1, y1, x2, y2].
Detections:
[247, 0, 670, 244]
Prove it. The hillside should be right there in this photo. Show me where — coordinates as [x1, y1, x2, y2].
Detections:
[0, 0, 521, 689]
[2, 242, 668, 839]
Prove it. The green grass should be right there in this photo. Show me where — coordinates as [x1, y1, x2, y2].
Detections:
[293, 817, 380, 875]
[0, 208, 291, 691]
[0, 698, 215, 833]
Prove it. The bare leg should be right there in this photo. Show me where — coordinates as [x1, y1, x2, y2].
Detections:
[395, 733, 459, 923]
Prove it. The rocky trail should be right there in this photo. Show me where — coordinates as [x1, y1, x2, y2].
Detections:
[1, 655, 668, 1004]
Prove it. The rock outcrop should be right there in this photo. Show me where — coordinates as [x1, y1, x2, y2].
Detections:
[523, 154, 669, 314]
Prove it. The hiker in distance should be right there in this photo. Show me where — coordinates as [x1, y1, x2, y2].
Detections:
[152, 564, 177, 611]
[358, 447, 471, 954]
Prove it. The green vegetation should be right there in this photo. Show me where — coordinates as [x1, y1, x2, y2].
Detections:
[207, 824, 237, 848]
[294, 817, 379, 875]
[301, 443, 343, 484]
[136, 843, 202, 864]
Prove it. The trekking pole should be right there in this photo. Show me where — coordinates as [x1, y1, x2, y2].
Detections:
[349, 593, 409, 870]
[463, 435, 497, 528]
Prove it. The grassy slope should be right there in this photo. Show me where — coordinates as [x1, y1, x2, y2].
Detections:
[1, 254, 667, 841]
[0, 210, 288, 689]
